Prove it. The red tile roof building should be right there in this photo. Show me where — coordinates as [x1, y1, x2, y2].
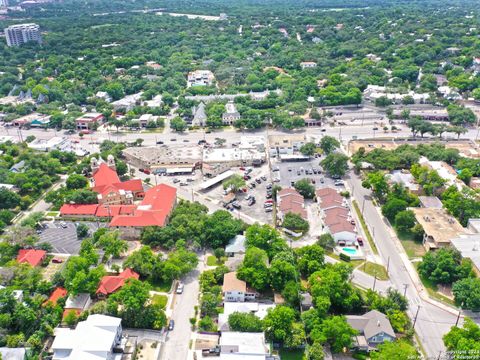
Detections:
[44, 287, 68, 306]
[16, 249, 47, 267]
[96, 268, 139, 298]
[91, 161, 144, 205]
[316, 187, 356, 242]
[277, 188, 307, 220]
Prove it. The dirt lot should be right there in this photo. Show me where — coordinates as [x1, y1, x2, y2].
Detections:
[348, 139, 479, 157]
[42, 254, 69, 281]
[136, 339, 159, 360]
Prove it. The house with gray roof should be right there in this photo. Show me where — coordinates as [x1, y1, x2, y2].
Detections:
[346, 310, 395, 351]
[192, 102, 207, 127]
[225, 234, 246, 256]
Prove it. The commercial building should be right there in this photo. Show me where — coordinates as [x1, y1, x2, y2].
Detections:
[90, 157, 144, 205]
[363, 85, 431, 104]
[346, 310, 396, 351]
[392, 108, 449, 121]
[122, 145, 202, 172]
[4, 23, 41, 47]
[11, 113, 50, 127]
[268, 134, 306, 157]
[222, 101, 241, 125]
[187, 70, 215, 87]
[222, 272, 256, 302]
[51, 314, 123, 360]
[28, 137, 72, 152]
[277, 188, 307, 221]
[75, 112, 105, 130]
[412, 207, 467, 251]
[202, 147, 265, 177]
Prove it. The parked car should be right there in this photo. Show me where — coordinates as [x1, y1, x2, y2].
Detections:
[266, 184, 272, 189]
[143, 169, 151, 175]
[168, 320, 175, 331]
[273, 177, 280, 183]
[357, 237, 364, 246]
[350, 219, 356, 225]
[232, 202, 241, 209]
[250, 182, 256, 188]
[239, 167, 245, 171]
[60, 222, 68, 229]
[265, 207, 273, 213]
[186, 178, 194, 182]
[261, 176, 267, 181]
[255, 178, 262, 184]
[265, 199, 274, 204]
[180, 182, 188, 186]
[156, 141, 164, 144]
[334, 181, 344, 186]
[52, 258, 63, 264]
[173, 178, 180, 183]
[248, 199, 256, 206]
[272, 166, 279, 171]
[264, 203, 273, 208]
[176, 282, 184, 294]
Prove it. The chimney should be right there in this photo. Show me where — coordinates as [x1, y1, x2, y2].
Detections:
[377, 320, 381, 327]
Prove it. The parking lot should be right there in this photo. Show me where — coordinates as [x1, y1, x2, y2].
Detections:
[39, 221, 105, 254]
[272, 156, 340, 190]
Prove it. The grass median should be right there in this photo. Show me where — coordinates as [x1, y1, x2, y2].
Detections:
[352, 200, 378, 255]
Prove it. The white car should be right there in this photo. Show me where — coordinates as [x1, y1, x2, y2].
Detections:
[176, 282, 184, 294]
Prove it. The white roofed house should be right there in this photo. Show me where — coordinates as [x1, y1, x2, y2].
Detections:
[187, 70, 215, 87]
[225, 234, 246, 256]
[218, 302, 275, 331]
[219, 332, 270, 359]
[300, 61, 317, 69]
[51, 314, 125, 360]
[222, 101, 241, 125]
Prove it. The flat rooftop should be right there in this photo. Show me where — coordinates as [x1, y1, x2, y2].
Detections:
[412, 208, 467, 245]
[123, 145, 203, 164]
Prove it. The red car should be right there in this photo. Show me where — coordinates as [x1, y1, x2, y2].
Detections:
[143, 169, 151, 175]
[52, 258, 63, 264]
[239, 167, 245, 171]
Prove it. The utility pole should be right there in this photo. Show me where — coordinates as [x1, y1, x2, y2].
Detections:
[386, 256, 390, 274]
[372, 271, 377, 291]
[403, 283, 408, 297]
[455, 303, 464, 327]
[361, 198, 366, 215]
[413, 305, 421, 329]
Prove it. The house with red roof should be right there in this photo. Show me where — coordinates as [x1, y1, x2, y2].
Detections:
[96, 268, 139, 299]
[16, 249, 46, 267]
[277, 188, 307, 221]
[43, 287, 67, 306]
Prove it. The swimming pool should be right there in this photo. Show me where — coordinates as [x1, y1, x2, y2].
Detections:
[342, 247, 358, 255]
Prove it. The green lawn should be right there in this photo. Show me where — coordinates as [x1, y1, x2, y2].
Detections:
[45, 211, 59, 217]
[151, 294, 168, 309]
[207, 255, 225, 266]
[146, 278, 173, 293]
[328, 252, 364, 268]
[413, 263, 455, 306]
[279, 348, 304, 360]
[397, 230, 425, 258]
[361, 261, 389, 280]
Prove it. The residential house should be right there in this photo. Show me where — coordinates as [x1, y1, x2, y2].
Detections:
[222, 272, 256, 302]
[451, 235, 480, 275]
[16, 249, 46, 267]
[277, 188, 307, 221]
[225, 234, 246, 256]
[387, 170, 420, 194]
[10, 160, 25, 173]
[96, 268, 139, 299]
[300, 61, 317, 69]
[63, 293, 92, 318]
[300, 293, 313, 311]
[418, 157, 464, 190]
[418, 196, 443, 209]
[187, 70, 215, 87]
[0, 348, 26, 360]
[346, 310, 396, 351]
[44, 287, 68, 307]
[218, 332, 270, 359]
[111, 92, 142, 111]
[138, 114, 154, 127]
[218, 302, 275, 331]
[51, 314, 123, 360]
[222, 101, 241, 125]
[143, 95, 163, 108]
[75, 112, 105, 130]
[412, 207, 467, 251]
[95, 91, 112, 103]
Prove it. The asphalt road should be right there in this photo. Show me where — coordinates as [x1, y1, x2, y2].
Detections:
[347, 171, 459, 359]
[160, 253, 205, 360]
